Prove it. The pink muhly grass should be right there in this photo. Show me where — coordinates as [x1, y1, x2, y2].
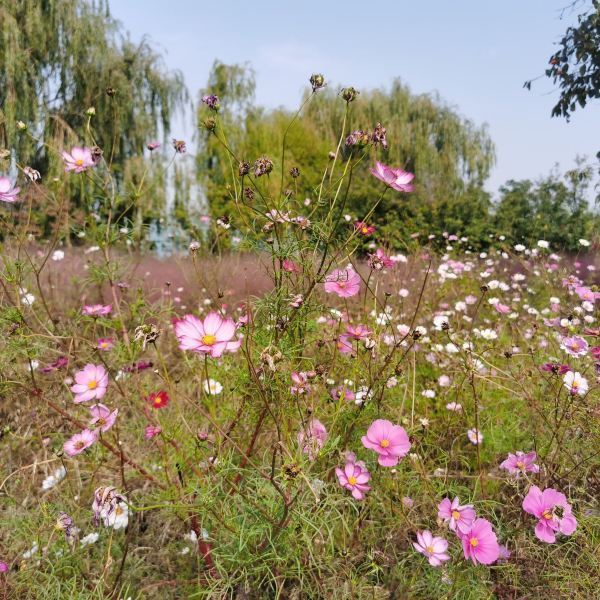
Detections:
[361, 419, 411, 467]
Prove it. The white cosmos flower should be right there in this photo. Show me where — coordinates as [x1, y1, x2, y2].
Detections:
[203, 378, 223, 395]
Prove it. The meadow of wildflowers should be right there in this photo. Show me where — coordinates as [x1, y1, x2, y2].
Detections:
[0, 74, 598, 599]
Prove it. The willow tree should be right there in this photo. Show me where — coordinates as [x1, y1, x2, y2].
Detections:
[0, 0, 187, 238]
[197, 65, 495, 249]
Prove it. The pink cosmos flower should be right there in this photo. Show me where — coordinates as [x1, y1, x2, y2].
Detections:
[461, 518, 500, 565]
[369, 161, 415, 193]
[335, 459, 371, 500]
[173, 312, 241, 358]
[413, 530, 451, 566]
[522, 486, 577, 543]
[282, 259, 300, 273]
[71, 364, 109, 403]
[494, 303, 510, 314]
[500, 451, 539, 477]
[467, 428, 483, 445]
[0, 560, 8, 573]
[298, 418, 328, 460]
[324, 268, 361, 298]
[446, 402, 462, 412]
[88, 404, 118, 433]
[290, 371, 312, 395]
[330, 385, 356, 402]
[336, 334, 354, 354]
[145, 425, 162, 439]
[0, 176, 20, 202]
[575, 286, 596, 303]
[97, 338, 114, 351]
[560, 335, 589, 358]
[345, 324, 372, 341]
[438, 497, 476, 535]
[368, 248, 394, 270]
[63, 429, 97, 456]
[361, 419, 411, 467]
[147, 390, 170, 409]
[62, 147, 95, 173]
[563, 371, 589, 396]
[82, 304, 112, 317]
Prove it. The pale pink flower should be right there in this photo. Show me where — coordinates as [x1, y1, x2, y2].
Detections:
[97, 338, 114, 351]
[62, 147, 95, 173]
[63, 429, 97, 456]
[0, 176, 20, 202]
[298, 418, 328, 460]
[71, 364, 109, 403]
[335, 459, 371, 500]
[500, 451, 539, 477]
[88, 404, 118, 433]
[446, 402, 462, 412]
[522, 485, 577, 543]
[324, 268, 361, 298]
[467, 428, 483, 445]
[369, 161, 414, 193]
[438, 497, 476, 534]
[563, 371, 588, 396]
[413, 530, 450, 566]
[368, 248, 394, 270]
[494, 303, 510, 314]
[82, 304, 112, 317]
[461, 518, 500, 565]
[361, 419, 411, 467]
[560, 335, 588, 358]
[173, 312, 241, 358]
[290, 371, 312, 395]
[345, 324, 372, 341]
[145, 425, 162, 439]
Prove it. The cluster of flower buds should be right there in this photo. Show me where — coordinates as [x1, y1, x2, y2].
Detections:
[309, 73, 326, 92]
[202, 94, 220, 111]
[253, 156, 273, 177]
[345, 123, 388, 150]
[172, 139, 187, 154]
[56, 512, 79, 545]
[341, 87, 359, 103]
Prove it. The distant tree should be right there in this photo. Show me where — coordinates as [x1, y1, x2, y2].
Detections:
[493, 163, 597, 250]
[197, 64, 496, 250]
[0, 0, 187, 173]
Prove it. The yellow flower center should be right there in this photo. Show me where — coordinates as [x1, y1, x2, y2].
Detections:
[542, 509, 553, 520]
[75, 159, 84, 166]
[380, 439, 390, 448]
[361, 227, 368, 234]
[87, 380, 98, 390]
[452, 510, 460, 520]
[516, 461, 525, 470]
[348, 476, 357, 485]
[426, 545, 434, 554]
[470, 537, 479, 547]
[202, 334, 217, 346]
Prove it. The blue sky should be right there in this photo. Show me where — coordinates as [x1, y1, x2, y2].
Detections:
[110, 0, 599, 196]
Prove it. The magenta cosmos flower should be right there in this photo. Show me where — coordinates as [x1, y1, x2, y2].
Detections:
[361, 419, 411, 467]
[88, 404, 118, 434]
[438, 497, 476, 535]
[63, 429, 97, 456]
[173, 312, 241, 358]
[82, 304, 112, 317]
[500, 451, 539, 477]
[461, 518, 500, 565]
[62, 147, 95, 173]
[71, 364, 109, 403]
[298, 418, 328, 460]
[0, 176, 20, 203]
[324, 268, 361, 298]
[369, 161, 414, 193]
[522, 486, 577, 543]
[336, 458, 371, 500]
[413, 530, 450, 567]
